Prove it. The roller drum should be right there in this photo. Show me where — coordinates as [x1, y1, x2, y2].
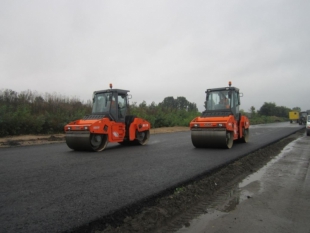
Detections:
[65, 132, 108, 151]
[191, 129, 233, 149]
[65, 132, 92, 151]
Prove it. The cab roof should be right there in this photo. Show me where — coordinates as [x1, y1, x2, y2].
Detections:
[205, 86, 239, 93]
[93, 89, 130, 95]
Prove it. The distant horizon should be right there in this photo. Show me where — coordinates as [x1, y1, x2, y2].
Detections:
[1, 87, 306, 113]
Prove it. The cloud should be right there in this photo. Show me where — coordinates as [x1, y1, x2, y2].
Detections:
[1, 0, 310, 112]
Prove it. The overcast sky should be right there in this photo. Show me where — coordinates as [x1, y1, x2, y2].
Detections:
[1, 0, 309, 112]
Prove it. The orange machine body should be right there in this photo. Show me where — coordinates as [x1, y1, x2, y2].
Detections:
[190, 82, 250, 149]
[64, 86, 151, 151]
[190, 115, 249, 141]
[64, 117, 150, 143]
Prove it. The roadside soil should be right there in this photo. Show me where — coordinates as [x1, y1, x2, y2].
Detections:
[1, 127, 305, 233]
[0, 126, 189, 148]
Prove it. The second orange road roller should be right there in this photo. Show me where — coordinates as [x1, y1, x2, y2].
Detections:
[64, 84, 150, 151]
[190, 82, 250, 149]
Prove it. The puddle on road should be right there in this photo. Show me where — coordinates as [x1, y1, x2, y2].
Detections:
[174, 138, 300, 233]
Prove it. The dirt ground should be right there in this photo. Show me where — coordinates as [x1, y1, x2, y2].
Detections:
[1, 127, 305, 233]
[0, 126, 189, 148]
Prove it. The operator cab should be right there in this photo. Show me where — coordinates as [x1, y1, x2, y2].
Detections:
[203, 82, 241, 120]
[92, 89, 129, 122]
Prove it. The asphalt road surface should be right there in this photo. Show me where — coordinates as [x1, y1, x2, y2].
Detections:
[0, 122, 303, 233]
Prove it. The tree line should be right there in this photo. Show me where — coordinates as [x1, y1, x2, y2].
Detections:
[0, 89, 92, 136]
[0, 89, 199, 137]
[247, 102, 300, 124]
[0, 89, 299, 137]
[129, 96, 199, 128]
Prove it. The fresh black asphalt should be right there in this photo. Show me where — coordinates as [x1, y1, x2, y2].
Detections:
[0, 122, 304, 233]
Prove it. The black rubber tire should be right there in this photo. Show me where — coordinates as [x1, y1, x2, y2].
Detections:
[90, 134, 108, 151]
[135, 130, 150, 145]
[225, 131, 234, 149]
[240, 128, 249, 143]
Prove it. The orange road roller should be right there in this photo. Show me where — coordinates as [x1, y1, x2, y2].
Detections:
[190, 82, 250, 149]
[64, 84, 150, 151]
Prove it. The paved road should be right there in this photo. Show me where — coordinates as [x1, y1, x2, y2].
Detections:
[0, 122, 303, 233]
[176, 130, 310, 233]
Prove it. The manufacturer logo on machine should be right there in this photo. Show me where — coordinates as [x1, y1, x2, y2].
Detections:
[113, 132, 119, 137]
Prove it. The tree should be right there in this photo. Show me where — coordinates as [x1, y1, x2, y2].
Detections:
[259, 102, 277, 116]
[250, 106, 256, 115]
[188, 102, 198, 112]
[175, 97, 188, 110]
[161, 96, 176, 110]
[139, 101, 147, 108]
[276, 106, 291, 118]
[292, 107, 301, 112]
